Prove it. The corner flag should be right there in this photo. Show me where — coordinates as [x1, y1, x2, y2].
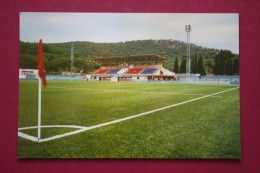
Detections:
[37, 39, 47, 87]
[37, 39, 47, 142]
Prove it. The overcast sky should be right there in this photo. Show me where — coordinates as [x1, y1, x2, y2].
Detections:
[20, 13, 239, 54]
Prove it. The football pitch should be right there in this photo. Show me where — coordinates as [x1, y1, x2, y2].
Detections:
[18, 80, 241, 158]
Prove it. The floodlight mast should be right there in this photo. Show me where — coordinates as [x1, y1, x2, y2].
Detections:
[185, 25, 192, 81]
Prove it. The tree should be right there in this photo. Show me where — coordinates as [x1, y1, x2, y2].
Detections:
[205, 59, 213, 75]
[225, 58, 233, 75]
[19, 54, 38, 69]
[174, 57, 179, 73]
[94, 63, 101, 70]
[74, 58, 86, 73]
[194, 54, 198, 73]
[197, 56, 206, 76]
[180, 56, 186, 73]
[233, 58, 239, 74]
[214, 50, 234, 75]
[43, 44, 51, 53]
[191, 55, 195, 73]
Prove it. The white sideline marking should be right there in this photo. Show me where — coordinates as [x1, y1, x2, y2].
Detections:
[18, 125, 87, 142]
[18, 125, 86, 130]
[18, 87, 238, 143]
[40, 128, 89, 142]
[18, 132, 38, 142]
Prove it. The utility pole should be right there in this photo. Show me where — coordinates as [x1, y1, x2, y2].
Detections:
[185, 25, 192, 82]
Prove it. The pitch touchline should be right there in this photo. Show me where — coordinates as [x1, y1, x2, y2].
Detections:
[82, 87, 238, 131]
[18, 125, 86, 130]
[18, 87, 238, 143]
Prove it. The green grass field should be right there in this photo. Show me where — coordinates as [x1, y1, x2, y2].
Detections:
[18, 80, 241, 158]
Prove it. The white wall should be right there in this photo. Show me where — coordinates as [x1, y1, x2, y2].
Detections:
[111, 77, 118, 82]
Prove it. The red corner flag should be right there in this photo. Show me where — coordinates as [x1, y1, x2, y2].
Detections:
[37, 39, 47, 87]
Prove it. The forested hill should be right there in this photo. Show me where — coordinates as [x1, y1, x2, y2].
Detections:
[49, 39, 220, 59]
[19, 39, 237, 74]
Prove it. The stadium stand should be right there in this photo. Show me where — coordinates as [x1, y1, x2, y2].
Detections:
[125, 68, 143, 74]
[117, 68, 129, 75]
[25, 75, 37, 80]
[106, 69, 121, 74]
[95, 69, 109, 74]
[90, 55, 177, 82]
[140, 68, 157, 74]
[19, 69, 39, 80]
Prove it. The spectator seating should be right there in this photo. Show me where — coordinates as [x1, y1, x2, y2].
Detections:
[125, 68, 143, 74]
[140, 68, 157, 74]
[95, 69, 109, 74]
[26, 75, 37, 80]
[117, 68, 129, 75]
[106, 69, 121, 74]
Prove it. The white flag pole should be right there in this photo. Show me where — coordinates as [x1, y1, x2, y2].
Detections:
[38, 77, 42, 142]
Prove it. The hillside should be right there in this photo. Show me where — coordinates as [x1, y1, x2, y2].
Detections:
[19, 39, 229, 74]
